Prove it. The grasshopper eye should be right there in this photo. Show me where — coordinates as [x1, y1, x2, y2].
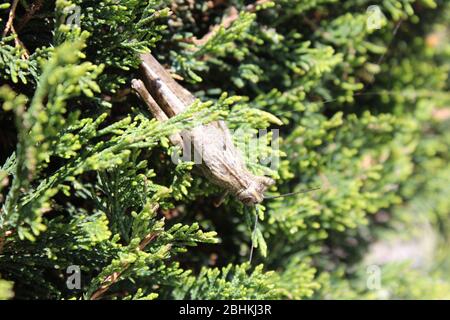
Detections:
[242, 197, 258, 206]
[237, 188, 264, 206]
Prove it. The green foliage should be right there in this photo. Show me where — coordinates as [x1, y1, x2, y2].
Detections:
[0, 0, 449, 300]
[172, 260, 319, 300]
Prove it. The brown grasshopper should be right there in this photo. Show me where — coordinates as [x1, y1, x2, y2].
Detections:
[132, 53, 275, 206]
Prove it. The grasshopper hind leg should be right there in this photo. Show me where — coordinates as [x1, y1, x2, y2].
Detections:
[131, 79, 184, 148]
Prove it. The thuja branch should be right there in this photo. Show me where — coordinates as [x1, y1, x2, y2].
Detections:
[90, 232, 160, 300]
[90, 205, 160, 300]
[190, 0, 272, 46]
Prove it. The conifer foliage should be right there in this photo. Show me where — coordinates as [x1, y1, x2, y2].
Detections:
[0, 0, 449, 299]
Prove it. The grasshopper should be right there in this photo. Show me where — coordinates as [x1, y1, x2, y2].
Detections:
[132, 53, 275, 206]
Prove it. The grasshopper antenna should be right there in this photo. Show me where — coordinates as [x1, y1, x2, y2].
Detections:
[264, 186, 321, 200]
[249, 206, 259, 263]
[249, 187, 321, 262]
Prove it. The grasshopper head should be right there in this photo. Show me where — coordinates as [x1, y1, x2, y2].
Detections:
[236, 176, 275, 206]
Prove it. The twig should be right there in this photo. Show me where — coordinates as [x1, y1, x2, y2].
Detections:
[191, 0, 271, 46]
[90, 204, 160, 300]
[90, 271, 122, 300]
[90, 232, 159, 300]
[2, 0, 19, 37]
[192, 6, 239, 46]
[2, 0, 30, 59]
